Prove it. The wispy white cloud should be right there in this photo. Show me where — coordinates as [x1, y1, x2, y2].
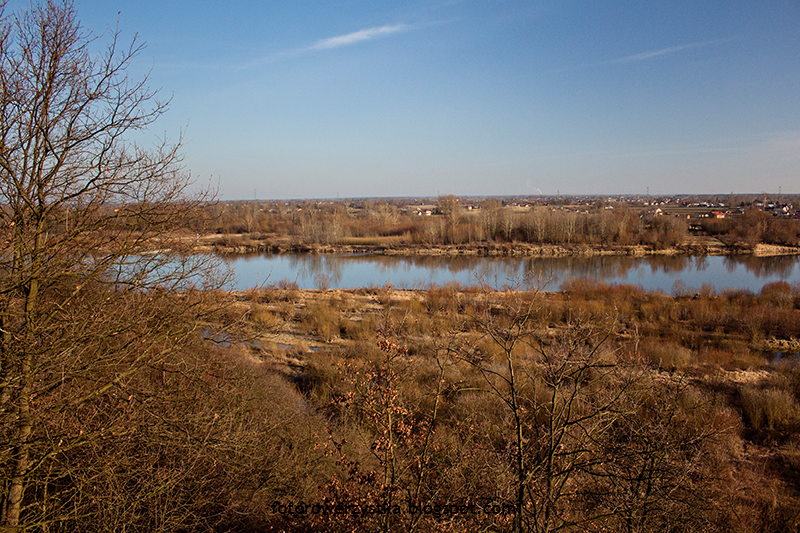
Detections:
[308, 24, 409, 51]
[604, 39, 731, 65]
[545, 39, 732, 75]
[242, 23, 412, 69]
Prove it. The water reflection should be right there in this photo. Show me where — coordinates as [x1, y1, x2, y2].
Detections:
[226, 253, 800, 292]
[723, 254, 799, 278]
[694, 256, 709, 272]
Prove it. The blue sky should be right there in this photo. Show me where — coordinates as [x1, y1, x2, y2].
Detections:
[18, 1, 800, 199]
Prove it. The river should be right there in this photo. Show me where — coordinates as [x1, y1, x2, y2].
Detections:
[224, 253, 800, 293]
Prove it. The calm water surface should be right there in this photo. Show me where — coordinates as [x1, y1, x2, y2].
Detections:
[226, 253, 800, 293]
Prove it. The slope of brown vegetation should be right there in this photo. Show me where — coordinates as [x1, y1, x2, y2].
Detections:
[13, 277, 800, 531]
[184, 279, 800, 532]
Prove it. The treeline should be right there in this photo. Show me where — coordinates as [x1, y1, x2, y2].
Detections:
[700, 206, 800, 247]
[197, 197, 800, 250]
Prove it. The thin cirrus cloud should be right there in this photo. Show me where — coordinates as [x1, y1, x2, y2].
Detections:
[243, 23, 410, 68]
[547, 39, 730, 75]
[604, 39, 731, 65]
[308, 23, 409, 51]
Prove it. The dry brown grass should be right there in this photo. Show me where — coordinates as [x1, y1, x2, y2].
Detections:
[640, 338, 692, 370]
[741, 386, 799, 431]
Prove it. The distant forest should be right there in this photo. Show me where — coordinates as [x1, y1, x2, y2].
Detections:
[197, 194, 800, 251]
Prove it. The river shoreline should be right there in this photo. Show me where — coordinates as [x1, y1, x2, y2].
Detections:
[195, 235, 800, 258]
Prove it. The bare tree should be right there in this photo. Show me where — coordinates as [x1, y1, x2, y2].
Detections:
[482, 198, 502, 241]
[437, 195, 461, 227]
[460, 282, 721, 532]
[502, 207, 515, 241]
[0, 1, 219, 528]
[437, 194, 461, 244]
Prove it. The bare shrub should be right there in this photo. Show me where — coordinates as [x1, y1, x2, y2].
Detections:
[295, 351, 348, 407]
[275, 278, 301, 302]
[780, 440, 800, 473]
[641, 339, 692, 370]
[314, 272, 332, 291]
[303, 302, 341, 342]
[342, 316, 377, 341]
[697, 346, 736, 369]
[733, 352, 769, 371]
[741, 386, 799, 431]
[250, 305, 281, 331]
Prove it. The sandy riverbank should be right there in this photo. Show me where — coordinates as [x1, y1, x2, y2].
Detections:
[189, 233, 800, 257]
